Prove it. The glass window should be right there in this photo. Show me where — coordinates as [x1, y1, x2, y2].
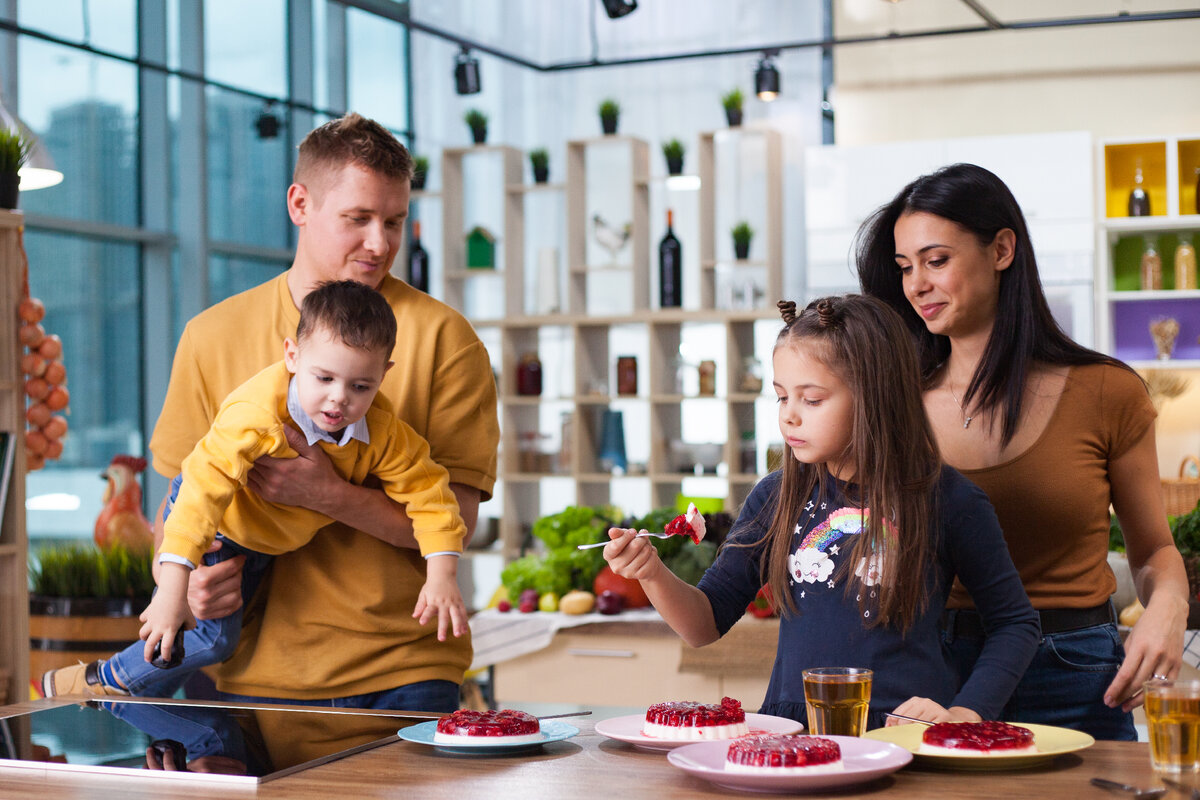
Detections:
[17, 40, 138, 226]
[203, 0, 286, 97]
[208, 255, 287, 306]
[24, 232, 143, 541]
[206, 87, 291, 247]
[18, 0, 136, 58]
[347, 8, 407, 130]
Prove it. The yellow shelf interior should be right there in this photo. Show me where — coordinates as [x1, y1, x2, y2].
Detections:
[1104, 141, 1168, 218]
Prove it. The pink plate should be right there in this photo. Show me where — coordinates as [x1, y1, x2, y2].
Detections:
[594, 713, 803, 753]
[667, 736, 912, 793]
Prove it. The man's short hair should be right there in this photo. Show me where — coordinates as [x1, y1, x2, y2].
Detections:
[293, 112, 413, 191]
[297, 279, 397, 358]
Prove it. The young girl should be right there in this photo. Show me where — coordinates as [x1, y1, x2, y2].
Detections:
[603, 294, 1039, 729]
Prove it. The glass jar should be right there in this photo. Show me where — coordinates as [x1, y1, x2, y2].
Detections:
[1175, 236, 1197, 291]
[739, 356, 763, 393]
[739, 431, 757, 475]
[1140, 236, 1162, 291]
[698, 360, 717, 396]
[616, 355, 638, 396]
[516, 352, 542, 396]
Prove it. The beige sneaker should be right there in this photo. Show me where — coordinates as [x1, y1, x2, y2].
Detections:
[41, 661, 128, 698]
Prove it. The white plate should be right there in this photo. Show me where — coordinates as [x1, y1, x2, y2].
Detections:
[668, 736, 913, 793]
[861, 723, 1095, 770]
[397, 720, 579, 754]
[594, 713, 803, 752]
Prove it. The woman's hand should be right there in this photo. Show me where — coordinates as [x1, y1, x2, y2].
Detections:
[886, 697, 981, 726]
[603, 527, 664, 582]
[1106, 588, 1187, 710]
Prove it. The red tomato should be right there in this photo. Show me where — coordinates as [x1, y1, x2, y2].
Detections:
[592, 565, 650, 609]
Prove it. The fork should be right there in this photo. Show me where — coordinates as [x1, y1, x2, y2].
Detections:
[576, 532, 671, 550]
[1091, 777, 1167, 799]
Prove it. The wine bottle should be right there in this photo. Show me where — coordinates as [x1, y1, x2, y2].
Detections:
[408, 220, 429, 293]
[659, 209, 682, 308]
[1128, 167, 1151, 217]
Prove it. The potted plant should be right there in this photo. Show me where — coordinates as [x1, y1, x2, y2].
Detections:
[29, 542, 155, 682]
[722, 88, 744, 127]
[529, 148, 549, 183]
[464, 109, 488, 145]
[731, 221, 754, 260]
[0, 126, 32, 210]
[598, 98, 620, 135]
[662, 139, 685, 176]
[412, 155, 429, 191]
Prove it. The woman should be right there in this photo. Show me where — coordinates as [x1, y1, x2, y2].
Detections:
[856, 163, 1187, 740]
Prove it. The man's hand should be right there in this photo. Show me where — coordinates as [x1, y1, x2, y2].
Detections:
[413, 556, 468, 641]
[247, 425, 339, 512]
[189, 540, 246, 620]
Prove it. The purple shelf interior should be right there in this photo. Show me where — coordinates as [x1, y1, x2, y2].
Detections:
[1112, 297, 1200, 362]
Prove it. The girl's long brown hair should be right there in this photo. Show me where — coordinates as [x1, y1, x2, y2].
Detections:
[763, 295, 941, 632]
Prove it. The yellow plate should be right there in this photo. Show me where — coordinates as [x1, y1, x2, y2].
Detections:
[862, 723, 1095, 770]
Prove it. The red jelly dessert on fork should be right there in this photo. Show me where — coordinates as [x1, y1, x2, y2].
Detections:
[919, 721, 1036, 756]
[434, 709, 542, 744]
[725, 735, 844, 774]
[664, 502, 706, 544]
[642, 696, 748, 740]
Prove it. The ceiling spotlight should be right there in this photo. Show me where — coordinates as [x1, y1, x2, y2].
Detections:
[454, 47, 481, 95]
[255, 102, 281, 139]
[755, 53, 780, 102]
[600, 0, 638, 19]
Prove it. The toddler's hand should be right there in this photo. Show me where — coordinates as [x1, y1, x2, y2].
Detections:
[414, 571, 468, 641]
[138, 572, 196, 664]
[603, 527, 664, 582]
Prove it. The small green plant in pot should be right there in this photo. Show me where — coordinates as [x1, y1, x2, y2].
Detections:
[0, 126, 33, 210]
[598, 98, 620, 135]
[529, 148, 549, 183]
[731, 220, 754, 260]
[412, 155, 429, 191]
[722, 88, 744, 127]
[662, 139, 685, 176]
[464, 109, 488, 145]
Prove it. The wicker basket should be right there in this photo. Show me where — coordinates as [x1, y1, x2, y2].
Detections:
[1165, 457, 1200, 517]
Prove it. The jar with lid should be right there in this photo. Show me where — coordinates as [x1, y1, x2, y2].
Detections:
[1140, 236, 1162, 291]
[516, 352, 542, 396]
[1175, 235, 1197, 291]
[739, 356, 763, 393]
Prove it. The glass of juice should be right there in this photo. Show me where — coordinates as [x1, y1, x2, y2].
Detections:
[802, 667, 873, 737]
[1145, 678, 1200, 773]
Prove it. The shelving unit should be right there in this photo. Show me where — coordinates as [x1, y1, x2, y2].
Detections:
[1096, 136, 1200, 368]
[0, 209, 29, 705]
[442, 133, 784, 561]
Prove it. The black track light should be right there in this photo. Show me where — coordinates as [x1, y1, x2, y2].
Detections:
[600, 0, 637, 19]
[454, 47, 481, 95]
[755, 54, 780, 102]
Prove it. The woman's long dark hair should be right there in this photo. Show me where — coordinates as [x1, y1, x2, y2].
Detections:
[855, 163, 1129, 446]
[763, 295, 940, 632]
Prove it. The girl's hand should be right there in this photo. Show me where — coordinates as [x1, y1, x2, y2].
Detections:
[886, 697, 980, 726]
[603, 527, 664, 582]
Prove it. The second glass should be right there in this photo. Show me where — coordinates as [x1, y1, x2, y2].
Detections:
[801, 667, 873, 736]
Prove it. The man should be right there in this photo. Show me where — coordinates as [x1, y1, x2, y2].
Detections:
[149, 113, 498, 711]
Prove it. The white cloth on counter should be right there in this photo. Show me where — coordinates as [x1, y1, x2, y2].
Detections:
[468, 607, 662, 672]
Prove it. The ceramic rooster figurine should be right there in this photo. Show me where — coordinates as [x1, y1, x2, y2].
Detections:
[94, 454, 155, 553]
[591, 213, 632, 265]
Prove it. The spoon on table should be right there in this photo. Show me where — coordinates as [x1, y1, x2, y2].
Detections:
[1091, 777, 1167, 799]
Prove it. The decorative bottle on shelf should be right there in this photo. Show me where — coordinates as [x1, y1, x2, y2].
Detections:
[407, 220, 429, 293]
[1140, 236, 1162, 291]
[659, 209, 682, 308]
[1176, 236, 1197, 291]
[1128, 167, 1151, 217]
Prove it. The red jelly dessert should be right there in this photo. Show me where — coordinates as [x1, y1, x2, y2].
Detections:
[919, 721, 1036, 756]
[663, 502, 706, 544]
[642, 696, 748, 740]
[725, 735, 844, 774]
[434, 709, 542, 744]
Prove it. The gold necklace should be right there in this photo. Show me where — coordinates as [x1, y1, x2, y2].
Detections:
[947, 385, 974, 429]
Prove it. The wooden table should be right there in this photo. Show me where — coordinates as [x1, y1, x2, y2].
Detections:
[0, 700, 1182, 800]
